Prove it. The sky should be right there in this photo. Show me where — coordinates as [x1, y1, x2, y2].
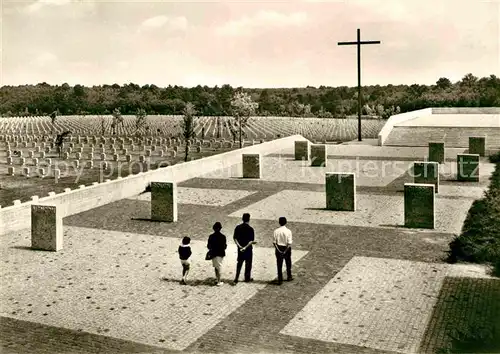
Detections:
[1, 0, 499, 88]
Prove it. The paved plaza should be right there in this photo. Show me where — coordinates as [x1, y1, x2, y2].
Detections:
[0, 141, 496, 353]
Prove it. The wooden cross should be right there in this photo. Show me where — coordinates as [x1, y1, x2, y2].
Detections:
[338, 29, 381, 141]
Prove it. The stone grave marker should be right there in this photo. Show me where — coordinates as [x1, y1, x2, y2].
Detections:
[428, 142, 445, 164]
[469, 137, 486, 157]
[325, 173, 356, 211]
[295, 140, 310, 161]
[31, 205, 63, 251]
[413, 161, 439, 193]
[404, 183, 435, 229]
[242, 154, 261, 178]
[151, 182, 177, 222]
[311, 144, 327, 167]
[457, 154, 480, 182]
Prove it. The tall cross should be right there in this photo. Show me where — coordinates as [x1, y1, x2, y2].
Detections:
[338, 28, 381, 141]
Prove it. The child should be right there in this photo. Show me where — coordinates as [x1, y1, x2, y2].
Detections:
[178, 237, 192, 285]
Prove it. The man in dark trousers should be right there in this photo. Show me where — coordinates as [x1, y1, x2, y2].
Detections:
[273, 217, 293, 285]
[233, 213, 256, 284]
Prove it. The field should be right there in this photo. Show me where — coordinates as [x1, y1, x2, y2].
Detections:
[0, 115, 386, 142]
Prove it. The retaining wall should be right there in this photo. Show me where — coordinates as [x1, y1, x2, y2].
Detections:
[431, 107, 500, 114]
[0, 135, 307, 235]
[378, 108, 433, 146]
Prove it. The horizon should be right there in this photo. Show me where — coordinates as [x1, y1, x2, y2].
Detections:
[1, 71, 495, 90]
[2, 0, 499, 88]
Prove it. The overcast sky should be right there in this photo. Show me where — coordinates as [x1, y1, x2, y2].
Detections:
[1, 0, 499, 88]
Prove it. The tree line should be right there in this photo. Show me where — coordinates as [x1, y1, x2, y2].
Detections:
[1, 73, 498, 118]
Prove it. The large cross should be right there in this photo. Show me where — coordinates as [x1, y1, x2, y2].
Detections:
[338, 28, 381, 141]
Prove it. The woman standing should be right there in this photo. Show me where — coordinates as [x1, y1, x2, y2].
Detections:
[207, 222, 227, 286]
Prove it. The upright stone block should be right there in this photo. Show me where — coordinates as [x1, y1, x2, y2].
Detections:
[404, 183, 435, 229]
[295, 140, 310, 161]
[311, 144, 327, 167]
[242, 154, 261, 178]
[31, 205, 63, 251]
[469, 137, 486, 157]
[7, 166, 14, 176]
[428, 142, 445, 164]
[413, 161, 440, 193]
[6, 157, 12, 165]
[151, 182, 177, 222]
[457, 154, 480, 182]
[325, 173, 356, 211]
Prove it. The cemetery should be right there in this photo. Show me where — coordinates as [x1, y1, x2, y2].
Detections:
[0, 106, 499, 353]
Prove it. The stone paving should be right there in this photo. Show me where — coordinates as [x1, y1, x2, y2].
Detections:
[280, 256, 493, 354]
[0, 140, 497, 353]
[127, 187, 257, 207]
[0, 226, 307, 351]
[229, 189, 473, 234]
[200, 156, 495, 187]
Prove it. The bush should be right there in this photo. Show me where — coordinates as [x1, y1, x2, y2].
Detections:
[447, 162, 500, 272]
[489, 151, 500, 163]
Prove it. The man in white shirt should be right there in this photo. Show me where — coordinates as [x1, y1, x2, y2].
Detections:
[273, 217, 293, 284]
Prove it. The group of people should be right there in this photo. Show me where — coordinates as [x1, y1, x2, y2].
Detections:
[177, 213, 293, 286]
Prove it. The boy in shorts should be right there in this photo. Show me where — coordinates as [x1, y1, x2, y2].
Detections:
[178, 236, 192, 285]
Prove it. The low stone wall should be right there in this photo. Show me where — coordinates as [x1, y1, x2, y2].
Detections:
[0, 135, 307, 236]
[431, 107, 500, 114]
[378, 108, 433, 146]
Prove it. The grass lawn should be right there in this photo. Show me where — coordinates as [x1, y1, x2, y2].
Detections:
[420, 277, 500, 353]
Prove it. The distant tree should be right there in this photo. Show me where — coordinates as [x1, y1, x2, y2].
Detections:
[376, 104, 385, 118]
[50, 110, 58, 134]
[98, 115, 106, 136]
[230, 91, 258, 148]
[55, 131, 71, 158]
[111, 108, 123, 135]
[436, 77, 452, 90]
[181, 102, 197, 162]
[135, 108, 147, 135]
[363, 104, 374, 116]
[317, 106, 333, 118]
[460, 73, 478, 88]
